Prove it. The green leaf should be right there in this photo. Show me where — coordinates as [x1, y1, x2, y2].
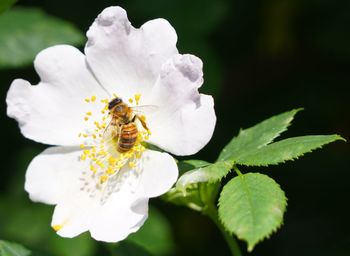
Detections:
[218, 173, 287, 251]
[127, 207, 175, 255]
[0, 240, 31, 256]
[162, 185, 205, 211]
[163, 160, 221, 211]
[0, 0, 16, 14]
[236, 135, 345, 166]
[219, 109, 302, 161]
[177, 159, 210, 175]
[0, 7, 84, 69]
[176, 160, 233, 189]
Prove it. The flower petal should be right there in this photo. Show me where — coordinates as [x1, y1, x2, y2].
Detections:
[138, 150, 178, 198]
[87, 150, 177, 242]
[85, 6, 178, 98]
[52, 191, 94, 238]
[25, 146, 84, 205]
[6, 45, 108, 146]
[89, 197, 149, 242]
[146, 54, 216, 156]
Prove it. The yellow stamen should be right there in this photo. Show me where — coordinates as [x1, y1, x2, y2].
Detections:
[100, 175, 108, 184]
[106, 167, 115, 175]
[90, 165, 97, 173]
[52, 224, 62, 232]
[78, 94, 152, 184]
[134, 94, 141, 105]
[128, 161, 136, 168]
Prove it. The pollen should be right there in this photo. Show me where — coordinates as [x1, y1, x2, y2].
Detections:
[52, 224, 62, 232]
[100, 175, 108, 184]
[79, 94, 152, 188]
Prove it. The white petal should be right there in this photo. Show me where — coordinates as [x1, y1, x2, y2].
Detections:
[89, 150, 177, 242]
[6, 45, 108, 146]
[85, 6, 178, 99]
[147, 54, 216, 156]
[25, 146, 84, 205]
[52, 192, 95, 238]
[89, 197, 148, 242]
[138, 150, 178, 198]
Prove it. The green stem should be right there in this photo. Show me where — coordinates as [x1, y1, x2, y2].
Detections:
[204, 205, 242, 256]
[233, 165, 243, 176]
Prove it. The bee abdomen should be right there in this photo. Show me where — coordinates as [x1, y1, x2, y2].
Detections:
[118, 123, 138, 153]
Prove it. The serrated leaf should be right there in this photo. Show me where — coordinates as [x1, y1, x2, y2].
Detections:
[0, 240, 31, 256]
[0, 0, 16, 14]
[218, 173, 287, 251]
[0, 7, 84, 69]
[176, 160, 233, 189]
[177, 159, 210, 175]
[219, 109, 302, 161]
[236, 135, 345, 166]
[127, 207, 175, 255]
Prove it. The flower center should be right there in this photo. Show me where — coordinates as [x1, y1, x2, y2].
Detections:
[78, 94, 150, 186]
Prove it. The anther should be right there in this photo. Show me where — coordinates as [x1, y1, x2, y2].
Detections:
[134, 94, 141, 105]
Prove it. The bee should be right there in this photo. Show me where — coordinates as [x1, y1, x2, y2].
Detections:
[106, 97, 153, 153]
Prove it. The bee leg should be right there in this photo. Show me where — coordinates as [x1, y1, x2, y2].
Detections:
[136, 115, 149, 132]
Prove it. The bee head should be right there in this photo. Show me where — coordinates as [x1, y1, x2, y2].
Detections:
[108, 97, 122, 110]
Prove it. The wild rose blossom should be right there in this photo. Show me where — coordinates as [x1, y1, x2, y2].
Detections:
[6, 6, 216, 242]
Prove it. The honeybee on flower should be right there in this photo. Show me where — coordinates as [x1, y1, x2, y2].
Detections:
[6, 6, 216, 242]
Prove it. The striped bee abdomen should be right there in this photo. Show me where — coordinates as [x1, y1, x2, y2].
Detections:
[117, 123, 138, 153]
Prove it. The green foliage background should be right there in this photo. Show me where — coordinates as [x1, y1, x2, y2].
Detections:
[0, 0, 349, 255]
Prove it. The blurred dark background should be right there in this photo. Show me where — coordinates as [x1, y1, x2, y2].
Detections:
[0, 0, 349, 255]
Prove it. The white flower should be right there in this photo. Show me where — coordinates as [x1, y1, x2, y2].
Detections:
[6, 6, 216, 242]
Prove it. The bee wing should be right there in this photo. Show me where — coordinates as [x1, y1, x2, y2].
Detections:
[103, 118, 119, 141]
[131, 105, 159, 114]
